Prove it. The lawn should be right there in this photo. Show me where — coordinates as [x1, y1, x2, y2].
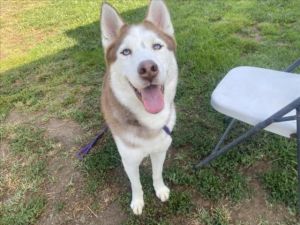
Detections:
[1, 0, 300, 224]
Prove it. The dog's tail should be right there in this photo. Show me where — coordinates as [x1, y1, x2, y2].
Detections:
[76, 124, 109, 160]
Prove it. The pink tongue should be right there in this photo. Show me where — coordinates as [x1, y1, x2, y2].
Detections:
[140, 85, 164, 114]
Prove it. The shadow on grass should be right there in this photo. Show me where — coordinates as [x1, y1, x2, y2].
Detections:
[0, 5, 149, 121]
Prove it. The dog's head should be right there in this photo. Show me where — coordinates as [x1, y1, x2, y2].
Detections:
[101, 0, 177, 114]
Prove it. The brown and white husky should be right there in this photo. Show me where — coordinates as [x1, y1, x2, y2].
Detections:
[100, 0, 178, 215]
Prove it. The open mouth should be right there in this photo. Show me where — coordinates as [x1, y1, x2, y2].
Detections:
[129, 83, 165, 114]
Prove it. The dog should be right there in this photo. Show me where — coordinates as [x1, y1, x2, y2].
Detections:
[100, 0, 178, 215]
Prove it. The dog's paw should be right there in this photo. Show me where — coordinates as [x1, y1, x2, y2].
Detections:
[130, 199, 144, 215]
[155, 185, 170, 202]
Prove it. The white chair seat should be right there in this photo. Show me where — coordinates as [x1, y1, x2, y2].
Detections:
[211, 66, 300, 138]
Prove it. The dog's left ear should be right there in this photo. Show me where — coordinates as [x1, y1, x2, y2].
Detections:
[145, 0, 174, 37]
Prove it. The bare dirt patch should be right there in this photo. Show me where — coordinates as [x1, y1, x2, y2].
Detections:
[37, 160, 126, 225]
[190, 190, 212, 210]
[230, 179, 291, 224]
[0, 1, 44, 20]
[37, 117, 126, 225]
[5, 109, 44, 125]
[41, 118, 83, 148]
[242, 160, 272, 175]
[4, 109, 127, 225]
[97, 202, 127, 225]
[169, 215, 202, 225]
[229, 161, 292, 224]
[235, 25, 262, 42]
[0, 141, 10, 161]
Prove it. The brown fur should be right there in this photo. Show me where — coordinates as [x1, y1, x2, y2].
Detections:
[101, 74, 161, 147]
[142, 21, 176, 52]
[105, 25, 130, 66]
[105, 22, 176, 66]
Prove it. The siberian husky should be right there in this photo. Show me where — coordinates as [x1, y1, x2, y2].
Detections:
[100, 0, 178, 215]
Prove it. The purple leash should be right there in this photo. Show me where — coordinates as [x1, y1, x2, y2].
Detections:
[77, 125, 171, 160]
[76, 125, 108, 160]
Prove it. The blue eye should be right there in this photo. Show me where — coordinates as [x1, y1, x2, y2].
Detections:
[153, 43, 163, 50]
[121, 48, 131, 56]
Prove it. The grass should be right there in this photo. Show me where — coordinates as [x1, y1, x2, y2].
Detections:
[197, 207, 231, 225]
[0, 125, 52, 224]
[1, 0, 300, 224]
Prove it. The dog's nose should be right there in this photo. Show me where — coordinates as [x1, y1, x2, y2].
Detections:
[138, 60, 158, 82]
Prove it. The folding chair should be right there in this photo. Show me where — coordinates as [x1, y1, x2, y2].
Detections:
[195, 58, 300, 209]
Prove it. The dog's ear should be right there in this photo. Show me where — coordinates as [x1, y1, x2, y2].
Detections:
[145, 0, 174, 37]
[101, 3, 124, 49]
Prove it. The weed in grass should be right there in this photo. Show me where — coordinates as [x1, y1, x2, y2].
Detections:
[70, 109, 89, 124]
[54, 201, 65, 214]
[197, 207, 231, 225]
[85, 178, 103, 195]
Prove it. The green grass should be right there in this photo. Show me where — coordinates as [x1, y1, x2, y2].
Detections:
[1, 0, 300, 224]
[53, 201, 65, 214]
[197, 207, 231, 225]
[120, 189, 193, 225]
[0, 196, 46, 225]
[0, 125, 53, 224]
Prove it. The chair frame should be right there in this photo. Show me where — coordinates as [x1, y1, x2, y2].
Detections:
[195, 58, 300, 210]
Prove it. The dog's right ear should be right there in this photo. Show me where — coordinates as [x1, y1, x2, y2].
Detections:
[100, 3, 124, 50]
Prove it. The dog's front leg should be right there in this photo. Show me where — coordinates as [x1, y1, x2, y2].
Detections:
[122, 157, 144, 215]
[150, 151, 170, 202]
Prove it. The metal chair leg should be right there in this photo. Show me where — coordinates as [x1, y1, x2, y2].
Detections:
[285, 58, 300, 72]
[195, 97, 300, 169]
[212, 118, 237, 154]
[296, 106, 300, 212]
